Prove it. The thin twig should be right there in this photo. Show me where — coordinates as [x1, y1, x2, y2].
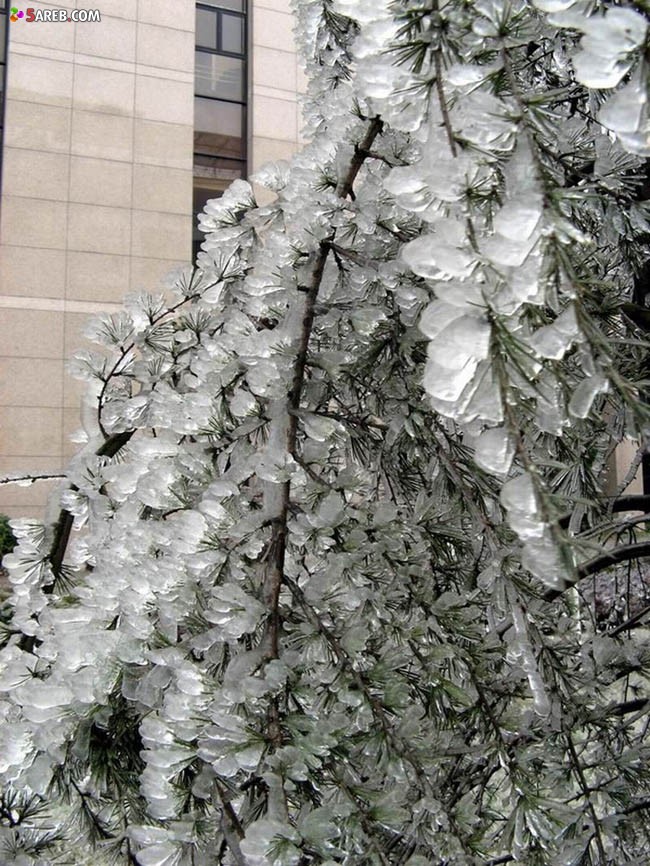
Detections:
[213, 780, 247, 866]
[434, 52, 457, 157]
[544, 541, 650, 601]
[609, 603, 650, 637]
[0, 474, 67, 486]
[611, 443, 647, 500]
[565, 731, 608, 864]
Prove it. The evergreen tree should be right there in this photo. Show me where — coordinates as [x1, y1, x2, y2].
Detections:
[2, 0, 650, 863]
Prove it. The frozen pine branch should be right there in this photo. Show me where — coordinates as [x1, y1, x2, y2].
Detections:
[3, 0, 650, 864]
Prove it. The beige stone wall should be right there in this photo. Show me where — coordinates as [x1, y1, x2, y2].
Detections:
[0, 0, 303, 520]
[605, 438, 645, 497]
[0, 0, 196, 518]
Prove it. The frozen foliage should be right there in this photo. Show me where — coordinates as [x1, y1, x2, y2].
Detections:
[1, 0, 650, 864]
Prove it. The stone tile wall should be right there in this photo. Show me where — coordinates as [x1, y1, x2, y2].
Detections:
[0, 0, 195, 518]
[0, 0, 304, 519]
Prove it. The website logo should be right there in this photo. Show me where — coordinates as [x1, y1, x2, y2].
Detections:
[9, 7, 101, 22]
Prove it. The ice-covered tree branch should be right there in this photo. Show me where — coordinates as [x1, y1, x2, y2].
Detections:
[2, 1, 650, 864]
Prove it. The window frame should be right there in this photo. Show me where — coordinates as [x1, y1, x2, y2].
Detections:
[194, 0, 248, 158]
[195, 0, 245, 13]
[193, 0, 248, 259]
[195, 3, 246, 63]
[194, 3, 247, 108]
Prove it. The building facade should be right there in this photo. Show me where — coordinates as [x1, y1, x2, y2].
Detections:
[0, 0, 304, 518]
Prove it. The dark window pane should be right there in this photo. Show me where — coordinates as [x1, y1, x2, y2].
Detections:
[194, 184, 222, 244]
[195, 97, 246, 160]
[198, 0, 244, 11]
[194, 168, 243, 258]
[193, 158, 245, 205]
[221, 13, 244, 55]
[195, 52, 244, 102]
[192, 172, 241, 219]
[194, 154, 246, 175]
[195, 7, 217, 49]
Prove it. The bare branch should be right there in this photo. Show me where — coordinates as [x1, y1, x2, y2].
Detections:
[544, 541, 650, 602]
[0, 474, 67, 486]
[611, 442, 647, 500]
[609, 603, 650, 637]
[46, 430, 136, 586]
[213, 780, 246, 866]
[434, 52, 457, 158]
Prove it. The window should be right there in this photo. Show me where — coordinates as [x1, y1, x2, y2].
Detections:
[194, 1, 247, 258]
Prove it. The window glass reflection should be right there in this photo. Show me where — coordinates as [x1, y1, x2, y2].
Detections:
[194, 97, 245, 160]
[195, 53, 244, 103]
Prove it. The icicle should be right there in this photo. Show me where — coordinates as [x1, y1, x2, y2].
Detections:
[568, 373, 609, 418]
[474, 427, 516, 476]
[529, 305, 580, 360]
[510, 601, 551, 717]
